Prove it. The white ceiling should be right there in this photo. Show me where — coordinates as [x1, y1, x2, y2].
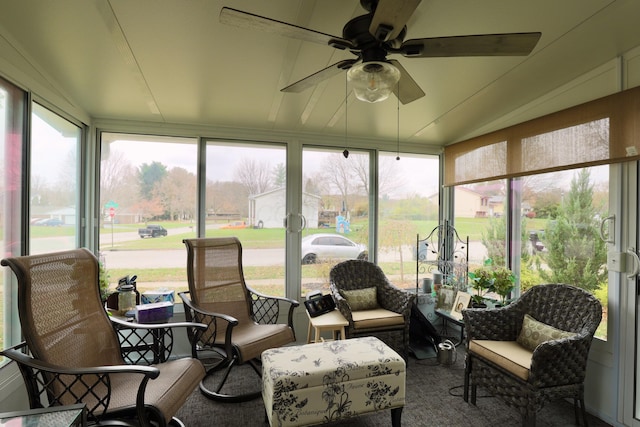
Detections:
[2, 0, 640, 149]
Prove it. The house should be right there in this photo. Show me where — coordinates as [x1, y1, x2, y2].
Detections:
[1, 2, 640, 425]
[248, 188, 321, 228]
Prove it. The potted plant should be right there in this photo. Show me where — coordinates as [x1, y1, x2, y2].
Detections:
[492, 267, 515, 305]
[99, 260, 112, 302]
[468, 267, 493, 308]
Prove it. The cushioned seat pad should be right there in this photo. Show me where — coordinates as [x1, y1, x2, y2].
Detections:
[352, 308, 404, 329]
[468, 340, 532, 381]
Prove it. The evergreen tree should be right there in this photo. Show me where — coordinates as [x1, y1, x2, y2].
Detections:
[536, 169, 607, 291]
[138, 161, 168, 201]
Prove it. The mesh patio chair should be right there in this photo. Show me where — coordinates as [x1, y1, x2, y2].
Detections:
[180, 237, 299, 402]
[0, 248, 206, 427]
[329, 259, 415, 360]
[463, 283, 602, 427]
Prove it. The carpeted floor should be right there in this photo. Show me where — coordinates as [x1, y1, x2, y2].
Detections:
[175, 346, 612, 427]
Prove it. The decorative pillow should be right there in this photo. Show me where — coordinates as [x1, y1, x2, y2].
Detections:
[517, 313, 577, 351]
[341, 287, 379, 311]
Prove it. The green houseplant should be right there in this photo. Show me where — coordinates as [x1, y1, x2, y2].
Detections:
[468, 267, 494, 307]
[492, 266, 515, 305]
[99, 260, 111, 302]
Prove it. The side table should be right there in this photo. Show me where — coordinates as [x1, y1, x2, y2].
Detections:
[0, 404, 86, 426]
[306, 309, 349, 343]
[435, 308, 465, 346]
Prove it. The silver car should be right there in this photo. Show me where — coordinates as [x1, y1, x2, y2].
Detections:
[301, 233, 368, 264]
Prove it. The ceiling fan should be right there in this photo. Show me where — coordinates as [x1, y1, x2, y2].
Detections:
[220, 0, 541, 104]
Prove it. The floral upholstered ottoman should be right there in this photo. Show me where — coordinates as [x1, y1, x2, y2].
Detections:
[262, 336, 405, 427]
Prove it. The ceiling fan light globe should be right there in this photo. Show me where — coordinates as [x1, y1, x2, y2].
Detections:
[347, 61, 400, 103]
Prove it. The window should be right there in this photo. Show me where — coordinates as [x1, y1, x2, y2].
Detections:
[30, 103, 81, 253]
[378, 152, 439, 290]
[0, 77, 25, 360]
[204, 140, 287, 296]
[514, 166, 609, 340]
[301, 147, 371, 296]
[453, 179, 508, 271]
[99, 133, 198, 297]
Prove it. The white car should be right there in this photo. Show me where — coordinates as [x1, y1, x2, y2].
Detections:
[301, 234, 368, 265]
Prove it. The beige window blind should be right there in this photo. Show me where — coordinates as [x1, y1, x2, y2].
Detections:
[444, 85, 640, 186]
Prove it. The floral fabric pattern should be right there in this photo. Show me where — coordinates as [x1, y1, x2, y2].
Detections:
[262, 337, 405, 426]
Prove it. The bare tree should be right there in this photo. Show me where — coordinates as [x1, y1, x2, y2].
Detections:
[234, 157, 272, 196]
[321, 153, 358, 212]
[156, 167, 196, 220]
[100, 149, 138, 210]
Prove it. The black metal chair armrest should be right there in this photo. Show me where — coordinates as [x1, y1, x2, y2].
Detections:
[247, 286, 300, 327]
[2, 343, 159, 420]
[179, 291, 239, 359]
[110, 315, 207, 332]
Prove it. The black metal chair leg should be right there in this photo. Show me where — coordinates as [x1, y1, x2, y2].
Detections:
[199, 357, 262, 402]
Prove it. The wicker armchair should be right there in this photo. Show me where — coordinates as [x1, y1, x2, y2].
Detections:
[0, 249, 206, 427]
[329, 260, 415, 360]
[463, 283, 602, 427]
[180, 237, 299, 402]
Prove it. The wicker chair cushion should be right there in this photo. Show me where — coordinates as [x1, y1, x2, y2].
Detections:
[517, 314, 577, 351]
[469, 340, 532, 381]
[341, 287, 379, 310]
[352, 308, 404, 329]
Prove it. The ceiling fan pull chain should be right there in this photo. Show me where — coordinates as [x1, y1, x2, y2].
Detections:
[344, 72, 349, 159]
[396, 80, 400, 160]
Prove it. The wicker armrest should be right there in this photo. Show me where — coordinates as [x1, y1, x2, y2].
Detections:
[463, 306, 522, 341]
[529, 333, 593, 388]
[330, 283, 354, 323]
[2, 343, 158, 418]
[247, 286, 299, 326]
[379, 285, 414, 315]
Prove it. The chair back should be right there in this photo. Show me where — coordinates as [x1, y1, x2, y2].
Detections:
[1, 249, 123, 368]
[514, 283, 602, 335]
[330, 259, 389, 293]
[183, 237, 253, 326]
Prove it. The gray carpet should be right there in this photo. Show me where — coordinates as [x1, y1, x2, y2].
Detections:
[175, 347, 612, 427]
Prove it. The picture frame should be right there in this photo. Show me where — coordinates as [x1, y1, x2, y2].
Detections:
[304, 294, 336, 318]
[450, 291, 471, 320]
[436, 287, 456, 311]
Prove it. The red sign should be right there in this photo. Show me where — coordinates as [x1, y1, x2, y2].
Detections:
[109, 207, 115, 218]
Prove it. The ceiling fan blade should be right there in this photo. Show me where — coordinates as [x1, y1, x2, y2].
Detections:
[281, 59, 358, 93]
[398, 32, 542, 57]
[369, 0, 422, 42]
[220, 7, 353, 49]
[389, 60, 425, 104]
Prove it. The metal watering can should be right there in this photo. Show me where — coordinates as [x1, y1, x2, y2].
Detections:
[437, 339, 457, 366]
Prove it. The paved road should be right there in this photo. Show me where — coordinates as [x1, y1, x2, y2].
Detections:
[32, 226, 488, 270]
[99, 242, 487, 269]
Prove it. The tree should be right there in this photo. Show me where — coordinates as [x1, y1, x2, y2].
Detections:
[234, 157, 272, 196]
[320, 153, 361, 213]
[535, 168, 607, 292]
[100, 149, 138, 211]
[138, 162, 167, 200]
[156, 167, 196, 220]
[272, 163, 286, 188]
[378, 219, 418, 283]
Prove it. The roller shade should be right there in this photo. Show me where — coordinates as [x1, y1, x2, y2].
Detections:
[444, 85, 640, 186]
